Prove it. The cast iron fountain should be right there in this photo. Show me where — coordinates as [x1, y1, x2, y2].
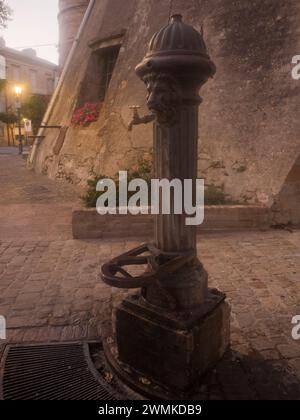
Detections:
[101, 14, 230, 396]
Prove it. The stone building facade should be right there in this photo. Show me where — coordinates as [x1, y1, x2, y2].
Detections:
[0, 39, 58, 143]
[0, 45, 58, 103]
[32, 0, 300, 224]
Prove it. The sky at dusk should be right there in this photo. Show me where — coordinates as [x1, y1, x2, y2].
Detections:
[1, 0, 59, 64]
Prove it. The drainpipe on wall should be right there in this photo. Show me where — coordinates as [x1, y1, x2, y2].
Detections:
[28, 0, 96, 166]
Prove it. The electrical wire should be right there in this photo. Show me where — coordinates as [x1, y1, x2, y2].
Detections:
[12, 43, 58, 50]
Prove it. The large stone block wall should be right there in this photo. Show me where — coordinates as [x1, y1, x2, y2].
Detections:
[271, 154, 300, 225]
[34, 0, 300, 220]
[72, 206, 271, 240]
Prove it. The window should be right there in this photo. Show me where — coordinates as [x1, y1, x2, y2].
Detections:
[98, 47, 120, 101]
[0, 55, 6, 80]
[47, 78, 54, 94]
[76, 40, 121, 108]
[30, 70, 37, 91]
[12, 65, 20, 81]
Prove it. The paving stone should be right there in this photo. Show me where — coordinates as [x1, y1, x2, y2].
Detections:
[1, 154, 300, 398]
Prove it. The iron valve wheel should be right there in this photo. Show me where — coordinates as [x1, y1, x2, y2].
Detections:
[101, 243, 195, 289]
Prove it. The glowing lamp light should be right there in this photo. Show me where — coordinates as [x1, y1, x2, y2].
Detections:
[14, 86, 22, 95]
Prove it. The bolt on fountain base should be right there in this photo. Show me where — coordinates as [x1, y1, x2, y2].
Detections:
[106, 289, 230, 394]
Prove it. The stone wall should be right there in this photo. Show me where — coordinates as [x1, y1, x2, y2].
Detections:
[34, 0, 300, 222]
[271, 154, 300, 226]
[72, 206, 271, 240]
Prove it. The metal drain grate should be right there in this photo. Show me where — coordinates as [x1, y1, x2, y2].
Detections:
[0, 342, 120, 400]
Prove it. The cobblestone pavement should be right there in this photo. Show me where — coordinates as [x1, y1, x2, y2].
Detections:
[0, 154, 81, 240]
[0, 154, 300, 399]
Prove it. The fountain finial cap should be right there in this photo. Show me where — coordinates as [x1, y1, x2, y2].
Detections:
[135, 15, 216, 83]
[171, 14, 183, 22]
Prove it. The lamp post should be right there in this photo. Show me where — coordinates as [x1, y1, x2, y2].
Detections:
[14, 86, 23, 155]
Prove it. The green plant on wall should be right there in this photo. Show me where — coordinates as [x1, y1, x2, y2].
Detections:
[83, 158, 153, 208]
[232, 160, 248, 173]
[204, 184, 240, 205]
[84, 158, 245, 208]
[235, 164, 247, 173]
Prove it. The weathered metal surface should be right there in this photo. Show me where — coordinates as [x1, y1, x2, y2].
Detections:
[101, 15, 215, 308]
[0, 342, 121, 400]
[115, 292, 230, 391]
[101, 243, 194, 289]
[100, 15, 230, 393]
[128, 106, 155, 131]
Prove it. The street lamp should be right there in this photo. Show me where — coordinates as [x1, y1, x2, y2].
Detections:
[15, 86, 22, 95]
[14, 86, 23, 155]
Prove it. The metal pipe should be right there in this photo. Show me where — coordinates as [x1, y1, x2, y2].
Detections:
[17, 107, 22, 155]
[38, 125, 62, 129]
[28, 0, 96, 165]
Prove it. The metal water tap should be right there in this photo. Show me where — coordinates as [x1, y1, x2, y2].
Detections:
[128, 105, 155, 131]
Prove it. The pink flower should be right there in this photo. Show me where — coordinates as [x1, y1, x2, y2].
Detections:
[71, 101, 103, 127]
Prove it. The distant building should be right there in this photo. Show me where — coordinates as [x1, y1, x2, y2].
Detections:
[0, 37, 58, 144]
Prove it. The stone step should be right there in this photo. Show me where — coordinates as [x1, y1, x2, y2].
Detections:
[72, 206, 271, 239]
